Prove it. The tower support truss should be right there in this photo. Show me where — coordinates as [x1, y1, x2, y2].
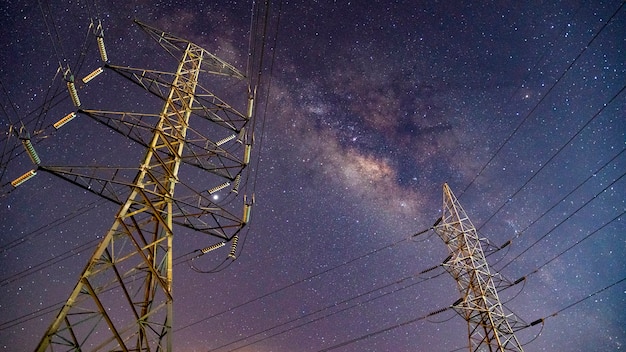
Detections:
[36, 23, 249, 352]
[434, 183, 525, 352]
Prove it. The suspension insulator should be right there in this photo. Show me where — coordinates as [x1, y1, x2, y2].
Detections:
[11, 169, 37, 187]
[54, 112, 77, 129]
[216, 134, 236, 146]
[200, 241, 225, 254]
[82, 67, 104, 84]
[243, 144, 251, 165]
[530, 319, 544, 326]
[427, 307, 449, 316]
[97, 36, 108, 62]
[22, 139, 41, 165]
[242, 203, 252, 224]
[228, 235, 239, 259]
[246, 96, 254, 119]
[231, 174, 241, 194]
[66, 80, 81, 107]
[208, 181, 230, 195]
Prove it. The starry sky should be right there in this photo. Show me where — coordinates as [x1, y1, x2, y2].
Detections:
[1, 1, 625, 351]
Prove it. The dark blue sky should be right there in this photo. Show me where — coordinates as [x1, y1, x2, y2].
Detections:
[1, 1, 625, 351]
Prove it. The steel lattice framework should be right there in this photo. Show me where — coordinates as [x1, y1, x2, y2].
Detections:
[35, 21, 254, 352]
[434, 183, 525, 352]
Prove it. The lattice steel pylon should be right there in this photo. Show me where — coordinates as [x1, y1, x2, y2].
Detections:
[433, 183, 525, 352]
[35, 21, 255, 352]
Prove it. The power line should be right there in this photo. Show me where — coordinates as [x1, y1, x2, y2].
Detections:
[504, 209, 625, 289]
[460, 0, 625, 199]
[0, 300, 63, 331]
[490, 147, 625, 254]
[469, 146, 625, 278]
[0, 225, 431, 333]
[175, 229, 427, 333]
[0, 238, 100, 288]
[233, 0, 283, 268]
[1, 3, 103, 189]
[173, 82, 623, 346]
[6, 163, 620, 343]
[210, 264, 446, 351]
[0, 198, 105, 253]
[0, 87, 71, 198]
[38, 0, 67, 69]
[315, 305, 453, 352]
[459, 2, 585, 197]
[3, 2, 623, 350]
[477, 83, 626, 232]
[0, 79, 24, 184]
[466, 84, 625, 273]
[1, 2, 286, 336]
[32, 21, 95, 135]
[498, 171, 626, 272]
[256, 237, 626, 352]
[0, 248, 194, 332]
[522, 275, 626, 333]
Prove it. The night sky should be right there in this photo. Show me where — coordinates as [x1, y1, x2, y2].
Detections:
[1, 1, 625, 351]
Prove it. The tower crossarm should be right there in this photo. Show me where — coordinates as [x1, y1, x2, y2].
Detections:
[40, 165, 136, 204]
[106, 65, 176, 99]
[79, 109, 247, 178]
[433, 183, 525, 352]
[134, 20, 245, 79]
[40, 164, 247, 241]
[106, 65, 248, 131]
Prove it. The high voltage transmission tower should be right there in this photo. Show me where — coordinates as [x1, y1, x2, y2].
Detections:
[30, 20, 257, 352]
[434, 183, 526, 352]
